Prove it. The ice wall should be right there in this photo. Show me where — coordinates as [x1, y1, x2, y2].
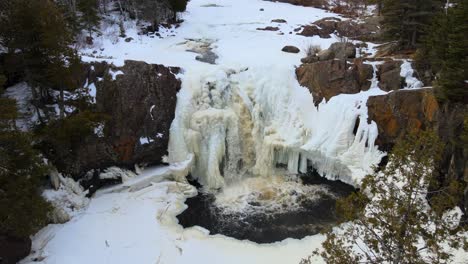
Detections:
[168, 66, 386, 189]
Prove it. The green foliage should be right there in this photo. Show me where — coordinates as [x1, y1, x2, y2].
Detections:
[169, 0, 189, 21]
[305, 131, 467, 264]
[77, 0, 101, 37]
[169, 0, 189, 13]
[381, 0, 444, 49]
[0, 0, 77, 90]
[433, 0, 468, 104]
[39, 111, 106, 151]
[0, 98, 51, 238]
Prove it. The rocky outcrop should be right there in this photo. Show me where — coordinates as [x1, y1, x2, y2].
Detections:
[96, 61, 181, 166]
[367, 89, 439, 152]
[297, 16, 381, 41]
[328, 42, 356, 59]
[296, 59, 372, 105]
[376, 60, 403, 91]
[0, 235, 31, 264]
[263, 0, 327, 8]
[367, 90, 467, 215]
[44, 61, 181, 181]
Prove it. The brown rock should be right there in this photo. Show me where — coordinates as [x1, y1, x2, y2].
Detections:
[317, 49, 334, 61]
[282, 45, 300, 53]
[43, 60, 182, 180]
[296, 59, 371, 105]
[263, 0, 327, 8]
[329, 42, 356, 59]
[96, 60, 181, 167]
[257, 26, 280, 31]
[301, 55, 319, 64]
[375, 60, 403, 92]
[367, 89, 439, 151]
[299, 25, 332, 38]
[271, 19, 287, 23]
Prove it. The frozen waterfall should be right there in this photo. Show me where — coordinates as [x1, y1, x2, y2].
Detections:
[168, 66, 386, 189]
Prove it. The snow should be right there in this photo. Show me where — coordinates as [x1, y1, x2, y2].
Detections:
[400, 59, 423, 89]
[140, 137, 151, 145]
[3, 82, 38, 131]
[22, 166, 326, 264]
[109, 69, 124, 80]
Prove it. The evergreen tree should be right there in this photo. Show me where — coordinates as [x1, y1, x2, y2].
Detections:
[77, 0, 101, 38]
[169, 0, 189, 21]
[434, 0, 468, 103]
[0, 97, 51, 238]
[381, 0, 444, 49]
[303, 132, 467, 264]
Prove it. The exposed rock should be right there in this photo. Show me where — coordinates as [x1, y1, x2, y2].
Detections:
[367, 89, 439, 152]
[257, 26, 280, 31]
[317, 49, 334, 61]
[377, 60, 403, 91]
[0, 234, 31, 264]
[282, 45, 300, 53]
[297, 16, 381, 41]
[264, 0, 328, 8]
[434, 103, 468, 215]
[271, 19, 287, 23]
[124, 37, 134, 42]
[367, 91, 467, 214]
[296, 59, 372, 105]
[43, 61, 181, 180]
[313, 17, 339, 35]
[298, 25, 331, 38]
[328, 42, 356, 59]
[301, 55, 319, 64]
[96, 60, 181, 167]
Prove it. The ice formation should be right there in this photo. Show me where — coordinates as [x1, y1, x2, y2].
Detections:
[168, 66, 386, 189]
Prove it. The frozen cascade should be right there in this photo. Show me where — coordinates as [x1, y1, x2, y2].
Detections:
[168, 66, 387, 189]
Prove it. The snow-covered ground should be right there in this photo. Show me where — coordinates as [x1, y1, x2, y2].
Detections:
[22, 0, 467, 263]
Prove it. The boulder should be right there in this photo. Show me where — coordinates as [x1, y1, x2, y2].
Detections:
[263, 0, 327, 8]
[328, 42, 356, 59]
[257, 26, 280, 31]
[282, 45, 300, 53]
[298, 25, 331, 38]
[377, 60, 403, 91]
[301, 55, 319, 64]
[296, 59, 372, 105]
[271, 19, 287, 23]
[0, 234, 31, 264]
[367, 89, 439, 152]
[317, 49, 334, 61]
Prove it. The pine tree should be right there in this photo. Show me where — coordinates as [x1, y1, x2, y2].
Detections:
[0, 97, 51, 238]
[434, 0, 468, 103]
[169, 0, 189, 21]
[77, 0, 101, 38]
[302, 132, 467, 264]
[381, 0, 444, 49]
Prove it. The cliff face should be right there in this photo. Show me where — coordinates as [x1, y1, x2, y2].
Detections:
[45, 60, 181, 180]
[367, 89, 439, 152]
[367, 89, 467, 214]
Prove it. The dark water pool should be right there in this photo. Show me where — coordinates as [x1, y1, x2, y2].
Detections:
[177, 170, 355, 243]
